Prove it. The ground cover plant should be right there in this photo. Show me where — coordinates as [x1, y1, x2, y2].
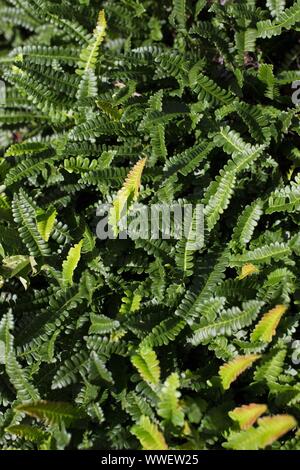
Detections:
[0, 0, 299, 451]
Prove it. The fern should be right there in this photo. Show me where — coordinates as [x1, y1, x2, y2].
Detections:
[158, 373, 184, 427]
[230, 242, 291, 267]
[0, 0, 299, 451]
[131, 347, 160, 387]
[251, 305, 288, 343]
[192, 73, 234, 106]
[16, 401, 84, 426]
[109, 158, 147, 236]
[266, 176, 300, 213]
[204, 128, 265, 230]
[62, 240, 83, 286]
[77, 10, 106, 74]
[254, 348, 287, 384]
[189, 301, 263, 345]
[131, 415, 168, 450]
[224, 415, 297, 450]
[12, 190, 51, 257]
[229, 404, 268, 430]
[267, 0, 286, 19]
[36, 207, 57, 242]
[5, 424, 49, 444]
[257, 1, 300, 38]
[89, 314, 120, 335]
[232, 200, 263, 247]
[258, 64, 278, 99]
[219, 354, 261, 390]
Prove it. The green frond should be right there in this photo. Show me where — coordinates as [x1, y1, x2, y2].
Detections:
[109, 158, 147, 236]
[89, 313, 120, 335]
[5, 424, 49, 444]
[258, 64, 278, 100]
[131, 347, 160, 386]
[232, 200, 264, 246]
[77, 10, 107, 74]
[170, 0, 186, 31]
[16, 401, 84, 426]
[204, 128, 265, 230]
[219, 354, 261, 390]
[131, 415, 168, 450]
[140, 317, 185, 349]
[51, 351, 89, 390]
[189, 300, 263, 345]
[224, 414, 297, 450]
[257, 1, 300, 38]
[254, 348, 287, 383]
[229, 403, 268, 430]
[266, 176, 300, 213]
[267, 0, 286, 19]
[251, 305, 288, 343]
[230, 242, 291, 267]
[158, 373, 184, 427]
[36, 207, 57, 242]
[62, 240, 83, 286]
[12, 190, 50, 257]
[6, 352, 40, 401]
[191, 73, 234, 106]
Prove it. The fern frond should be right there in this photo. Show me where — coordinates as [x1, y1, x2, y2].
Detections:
[267, 0, 286, 19]
[131, 347, 160, 386]
[232, 200, 263, 246]
[257, 1, 300, 38]
[12, 190, 50, 257]
[16, 401, 84, 426]
[219, 354, 261, 390]
[5, 424, 49, 444]
[158, 373, 184, 427]
[229, 242, 291, 267]
[229, 403, 268, 430]
[238, 263, 259, 280]
[77, 10, 106, 73]
[131, 415, 168, 450]
[62, 240, 83, 286]
[189, 300, 263, 345]
[224, 414, 297, 450]
[89, 313, 120, 335]
[251, 305, 288, 343]
[192, 73, 234, 105]
[266, 176, 300, 213]
[6, 352, 40, 401]
[254, 348, 287, 384]
[36, 207, 57, 242]
[109, 158, 147, 236]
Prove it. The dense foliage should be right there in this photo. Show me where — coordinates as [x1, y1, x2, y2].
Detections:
[0, 0, 299, 451]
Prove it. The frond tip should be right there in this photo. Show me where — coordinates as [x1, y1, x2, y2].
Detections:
[131, 347, 160, 386]
[131, 415, 168, 450]
[109, 158, 147, 236]
[224, 414, 297, 450]
[15, 401, 85, 426]
[229, 403, 268, 430]
[219, 354, 261, 390]
[250, 305, 288, 343]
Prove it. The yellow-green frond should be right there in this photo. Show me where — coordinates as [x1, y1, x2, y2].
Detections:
[229, 403, 268, 430]
[131, 415, 168, 450]
[219, 354, 261, 390]
[250, 305, 288, 343]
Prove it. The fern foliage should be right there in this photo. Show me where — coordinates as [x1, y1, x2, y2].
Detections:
[0, 0, 299, 451]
